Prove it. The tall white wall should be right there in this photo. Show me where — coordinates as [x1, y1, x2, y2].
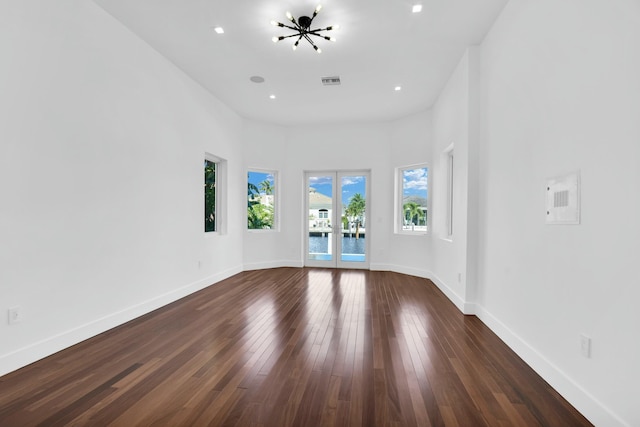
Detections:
[241, 121, 296, 268]
[242, 114, 433, 274]
[0, 0, 244, 376]
[4, 1, 635, 425]
[430, 49, 479, 312]
[384, 112, 433, 275]
[475, 1, 640, 425]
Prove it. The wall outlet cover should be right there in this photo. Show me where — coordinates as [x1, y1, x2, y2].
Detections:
[8, 306, 23, 325]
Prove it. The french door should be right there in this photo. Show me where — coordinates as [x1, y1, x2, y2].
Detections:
[304, 171, 370, 269]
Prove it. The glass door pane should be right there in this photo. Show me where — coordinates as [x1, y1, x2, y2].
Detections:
[306, 173, 335, 266]
[338, 173, 368, 268]
[305, 171, 370, 269]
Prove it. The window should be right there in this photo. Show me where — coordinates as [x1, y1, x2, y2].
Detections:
[446, 147, 454, 237]
[205, 154, 226, 233]
[247, 170, 277, 230]
[397, 164, 428, 233]
[204, 159, 217, 232]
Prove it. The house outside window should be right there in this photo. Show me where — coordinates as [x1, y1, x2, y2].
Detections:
[397, 164, 428, 234]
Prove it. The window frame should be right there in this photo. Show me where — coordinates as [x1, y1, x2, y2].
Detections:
[395, 163, 429, 235]
[205, 153, 226, 235]
[246, 168, 279, 232]
[445, 144, 454, 238]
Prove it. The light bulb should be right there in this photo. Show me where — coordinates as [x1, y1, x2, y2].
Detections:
[315, 4, 322, 12]
[286, 11, 293, 20]
[272, 36, 278, 43]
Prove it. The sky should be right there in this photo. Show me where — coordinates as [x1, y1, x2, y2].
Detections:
[402, 167, 428, 199]
[249, 168, 428, 206]
[308, 174, 366, 207]
[248, 171, 274, 193]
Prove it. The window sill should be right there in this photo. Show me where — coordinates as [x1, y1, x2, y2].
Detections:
[396, 231, 428, 236]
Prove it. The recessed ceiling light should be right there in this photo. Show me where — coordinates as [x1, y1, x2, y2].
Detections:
[395, 86, 402, 91]
[250, 76, 265, 83]
[269, 95, 276, 99]
[412, 4, 423, 13]
[213, 26, 224, 34]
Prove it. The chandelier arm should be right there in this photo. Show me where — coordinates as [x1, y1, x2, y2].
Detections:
[277, 22, 301, 32]
[279, 33, 306, 40]
[306, 31, 325, 38]
[289, 16, 300, 28]
[308, 27, 335, 34]
[303, 33, 318, 49]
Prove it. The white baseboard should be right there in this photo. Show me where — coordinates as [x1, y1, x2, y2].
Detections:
[370, 264, 626, 425]
[9, 263, 625, 426]
[370, 263, 467, 313]
[426, 271, 467, 314]
[474, 305, 629, 427]
[0, 265, 242, 377]
[243, 260, 304, 271]
[462, 302, 477, 316]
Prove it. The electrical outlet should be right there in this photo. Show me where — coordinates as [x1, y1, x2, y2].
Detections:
[580, 334, 591, 358]
[8, 306, 23, 325]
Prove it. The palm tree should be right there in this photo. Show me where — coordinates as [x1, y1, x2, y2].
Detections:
[346, 193, 366, 239]
[259, 179, 273, 195]
[247, 177, 263, 229]
[403, 201, 423, 230]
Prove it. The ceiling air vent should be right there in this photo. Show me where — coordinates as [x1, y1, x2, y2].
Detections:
[321, 76, 341, 86]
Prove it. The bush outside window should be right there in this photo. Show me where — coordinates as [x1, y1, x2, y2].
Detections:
[247, 170, 276, 230]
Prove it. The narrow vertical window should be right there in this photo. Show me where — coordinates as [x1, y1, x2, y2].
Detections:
[447, 149, 454, 237]
[397, 164, 428, 233]
[247, 170, 277, 230]
[204, 159, 217, 232]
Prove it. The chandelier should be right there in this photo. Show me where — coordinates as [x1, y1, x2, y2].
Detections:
[271, 5, 338, 53]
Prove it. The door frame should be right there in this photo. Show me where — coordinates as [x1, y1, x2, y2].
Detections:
[304, 170, 370, 269]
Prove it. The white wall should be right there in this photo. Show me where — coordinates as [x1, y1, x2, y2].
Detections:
[474, 1, 640, 425]
[0, 0, 244, 376]
[242, 115, 433, 275]
[241, 121, 296, 269]
[4, 1, 636, 425]
[429, 49, 479, 312]
[384, 112, 433, 274]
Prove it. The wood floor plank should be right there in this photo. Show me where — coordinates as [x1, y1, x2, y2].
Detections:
[0, 268, 592, 426]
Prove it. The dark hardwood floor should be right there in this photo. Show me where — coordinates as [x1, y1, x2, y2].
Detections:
[0, 268, 592, 426]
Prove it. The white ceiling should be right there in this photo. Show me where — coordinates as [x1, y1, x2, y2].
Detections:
[94, 0, 508, 126]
